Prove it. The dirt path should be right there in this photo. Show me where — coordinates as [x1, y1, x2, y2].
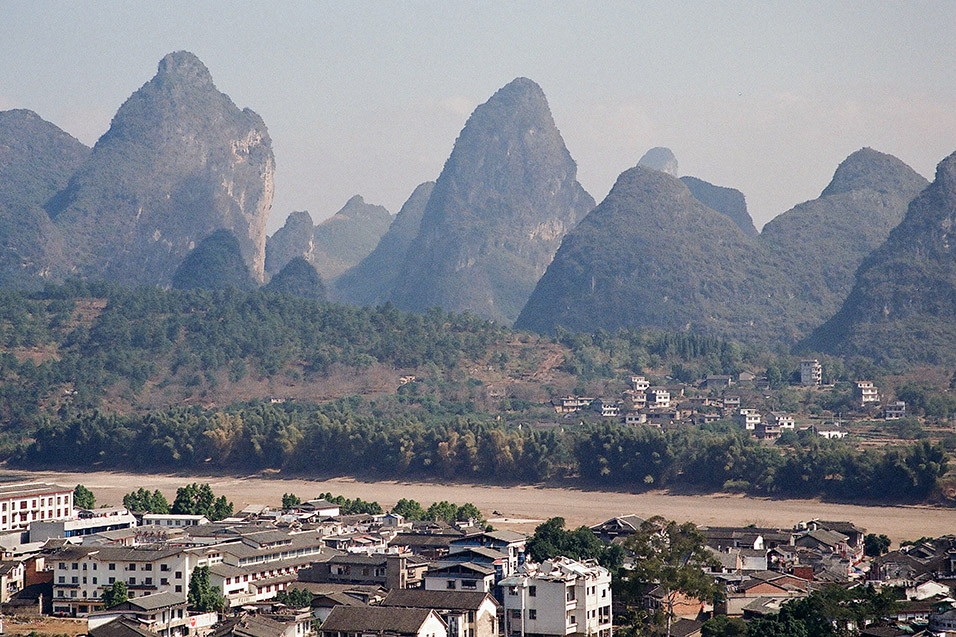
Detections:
[1, 468, 947, 544]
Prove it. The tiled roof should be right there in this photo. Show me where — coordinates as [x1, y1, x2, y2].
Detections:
[321, 605, 441, 634]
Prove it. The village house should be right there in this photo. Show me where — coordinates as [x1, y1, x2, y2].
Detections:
[424, 562, 496, 593]
[590, 399, 620, 418]
[590, 515, 645, 544]
[382, 589, 499, 637]
[623, 412, 646, 426]
[810, 423, 847, 439]
[800, 360, 822, 386]
[300, 553, 427, 592]
[551, 396, 594, 414]
[885, 401, 906, 420]
[500, 557, 612, 637]
[630, 376, 650, 393]
[213, 608, 316, 637]
[86, 591, 197, 637]
[646, 388, 671, 409]
[855, 381, 880, 407]
[448, 531, 526, 575]
[0, 559, 25, 603]
[734, 408, 761, 431]
[320, 605, 447, 637]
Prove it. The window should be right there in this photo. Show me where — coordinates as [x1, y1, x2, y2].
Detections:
[175, 571, 182, 579]
[92, 563, 97, 571]
[144, 564, 152, 571]
[72, 563, 78, 570]
[446, 580, 456, 590]
[59, 563, 66, 570]
[109, 577, 115, 584]
[160, 564, 169, 572]
[145, 577, 152, 585]
[161, 578, 168, 586]
[70, 590, 76, 598]
[58, 576, 65, 584]
[128, 564, 136, 571]
[92, 577, 97, 585]
[508, 587, 517, 596]
[109, 563, 116, 571]
[71, 577, 77, 584]
[528, 610, 537, 620]
[175, 585, 182, 593]
[529, 586, 536, 597]
[567, 588, 575, 601]
[129, 577, 136, 585]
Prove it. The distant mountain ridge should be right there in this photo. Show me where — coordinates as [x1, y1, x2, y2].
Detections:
[806, 149, 956, 366]
[45, 51, 275, 285]
[517, 147, 927, 343]
[0, 109, 89, 281]
[516, 164, 798, 341]
[333, 181, 435, 305]
[386, 77, 595, 324]
[760, 148, 927, 330]
[266, 196, 392, 282]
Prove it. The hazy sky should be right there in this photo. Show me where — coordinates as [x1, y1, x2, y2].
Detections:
[3, 2, 956, 234]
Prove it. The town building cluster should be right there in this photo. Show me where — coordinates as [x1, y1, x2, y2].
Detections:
[551, 364, 904, 441]
[0, 481, 951, 637]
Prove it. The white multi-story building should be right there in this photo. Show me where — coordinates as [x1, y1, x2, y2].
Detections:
[208, 529, 328, 607]
[735, 408, 761, 431]
[646, 388, 670, 409]
[51, 544, 196, 616]
[855, 381, 879, 406]
[630, 376, 650, 393]
[0, 482, 73, 532]
[800, 360, 822, 386]
[500, 557, 612, 637]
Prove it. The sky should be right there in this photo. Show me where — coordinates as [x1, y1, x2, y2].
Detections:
[3, 2, 956, 235]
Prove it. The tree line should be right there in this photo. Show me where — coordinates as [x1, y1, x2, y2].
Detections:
[15, 401, 947, 503]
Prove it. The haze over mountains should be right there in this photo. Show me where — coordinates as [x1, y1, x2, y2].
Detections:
[3, 50, 956, 363]
[807, 150, 956, 366]
[47, 51, 275, 285]
[384, 77, 595, 324]
[266, 195, 393, 281]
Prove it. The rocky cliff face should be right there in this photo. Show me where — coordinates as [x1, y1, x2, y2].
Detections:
[0, 109, 89, 282]
[806, 150, 956, 366]
[387, 78, 594, 324]
[680, 176, 758, 237]
[333, 181, 434, 305]
[47, 51, 274, 284]
[760, 148, 927, 329]
[516, 164, 798, 342]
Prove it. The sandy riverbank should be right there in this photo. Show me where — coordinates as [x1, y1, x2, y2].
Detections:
[0, 468, 944, 542]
